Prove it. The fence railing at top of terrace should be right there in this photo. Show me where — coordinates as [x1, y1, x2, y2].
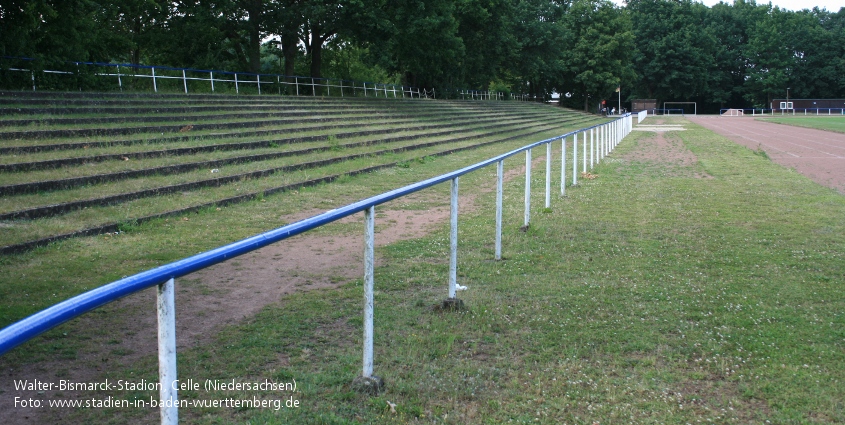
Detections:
[459, 89, 505, 100]
[1, 56, 431, 99]
[0, 110, 633, 424]
[720, 108, 845, 116]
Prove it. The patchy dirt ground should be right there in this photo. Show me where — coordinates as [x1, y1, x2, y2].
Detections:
[621, 122, 712, 179]
[0, 160, 533, 424]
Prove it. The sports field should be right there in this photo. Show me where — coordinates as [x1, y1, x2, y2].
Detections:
[2, 111, 844, 424]
[759, 116, 845, 134]
[688, 115, 845, 195]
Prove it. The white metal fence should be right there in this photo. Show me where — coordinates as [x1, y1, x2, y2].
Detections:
[720, 108, 845, 116]
[2, 58, 426, 99]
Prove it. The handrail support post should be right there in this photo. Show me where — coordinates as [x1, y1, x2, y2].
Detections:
[495, 160, 503, 260]
[157, 278, 178, 425]
[352, 206, 384, 394]
[524, 149, 531, 228]
[560, 136, 566, 196]
[545, 142, 552, 209]
[442, 178, 464, 310]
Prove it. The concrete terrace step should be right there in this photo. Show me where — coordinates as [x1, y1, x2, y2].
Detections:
[0, 91, 605, 253]
[0, 114, 591, 171]
[0, 106, 569, 142]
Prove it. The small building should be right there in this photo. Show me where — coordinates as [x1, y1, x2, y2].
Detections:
[631, 99, 656, 113]
[772, 99, 845, 113]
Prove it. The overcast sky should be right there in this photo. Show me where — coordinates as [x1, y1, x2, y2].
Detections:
[611, 0, 844, 12]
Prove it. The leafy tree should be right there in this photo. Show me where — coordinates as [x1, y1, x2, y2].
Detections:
[509, 0, 568, 99]
[560, 0, 635, 111]
[629, 0, 717, 106]
[454, 0, 518, 90]
[0, 0, 129, 62]
[788, 8, 845, 100]
[99, 0, 169, 65]
[374, 0, 464, 88]
[297, 0, 384, 80]
[148, 1, 239, 71]
[742, 5, 792, 107]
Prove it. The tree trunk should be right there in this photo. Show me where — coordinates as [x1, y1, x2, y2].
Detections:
[281, 32, 297, 77]
[308, 23, 326, 81]
[310, 40, 322, 79]
[245, 0, 263, 74]
[131, 17, 141, 65]
[247, 25, 261, 74]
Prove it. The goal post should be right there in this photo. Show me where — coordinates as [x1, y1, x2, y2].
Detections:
[663, 102, 697, 115]
[721, 109, 744, 116]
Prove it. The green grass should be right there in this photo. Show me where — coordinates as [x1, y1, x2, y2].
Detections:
[0, 96, 597, 253]
[758, 116, 845, 133]
[3, 117, 843, 424]
[0, 123, 578, 246]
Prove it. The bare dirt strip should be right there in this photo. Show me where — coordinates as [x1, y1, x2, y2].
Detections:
[687, 116, 845, 195]
[0, 158, 535, 425]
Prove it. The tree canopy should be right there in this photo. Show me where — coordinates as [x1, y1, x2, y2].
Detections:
[2, 0, 843, 111]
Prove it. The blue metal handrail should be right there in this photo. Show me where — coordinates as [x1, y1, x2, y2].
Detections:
[0, 113, 634, 424]
[0, 125, 584, 354]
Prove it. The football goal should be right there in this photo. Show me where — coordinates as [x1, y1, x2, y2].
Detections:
[721, 109, 744, 116]
[663, 102, 697, 115]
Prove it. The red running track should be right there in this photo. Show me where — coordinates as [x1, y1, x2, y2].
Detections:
[687, 116, 845, 195]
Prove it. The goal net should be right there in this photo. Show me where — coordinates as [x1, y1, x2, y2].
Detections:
[721, 109, 744, 116]
[664, 102, 697, 115]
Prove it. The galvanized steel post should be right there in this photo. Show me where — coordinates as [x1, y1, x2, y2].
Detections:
[618, 118, 622, 145]
[235, 73, 239, 94]
[524, 149, 531, 227]
[545, 142, 552, 209]
[210, 71, 214, 92]
[152, 67, 157, 93]
[598, 125, 603, 159]
[560, 136, 566, 196]
[602, 125, 606, 158]
[449, 178, 459, 298]
[573, 132, 578, 186]
[495, 160, 503, 260]
[182, 69, 188, 94]
[157, 278, 178, 425]
[582, 130, 587, 173]
[363, 206, 375, 378]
